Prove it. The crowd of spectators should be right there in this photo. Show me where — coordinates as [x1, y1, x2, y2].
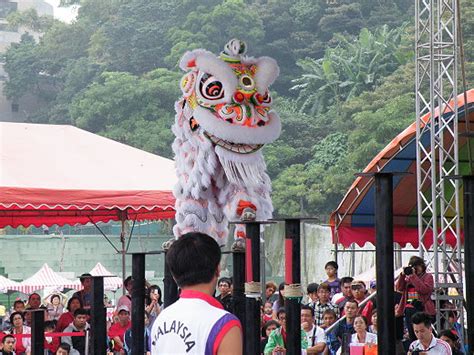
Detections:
[212, 259, 465, 355]
[0, 273, 162, 354]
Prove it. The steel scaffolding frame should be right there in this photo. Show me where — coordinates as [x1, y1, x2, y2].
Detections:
[415, 0, 464, 331]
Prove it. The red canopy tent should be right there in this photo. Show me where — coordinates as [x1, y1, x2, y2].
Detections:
[0, 122, 176, 227]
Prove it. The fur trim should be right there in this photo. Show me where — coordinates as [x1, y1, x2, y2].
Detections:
[215, 147, 267, 186]
[194, 106, 281, 144]
[255, 56, 279, 94]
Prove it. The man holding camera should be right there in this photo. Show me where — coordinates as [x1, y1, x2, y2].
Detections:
[396, 256, 435, 342]
[408, 312, 452, 354]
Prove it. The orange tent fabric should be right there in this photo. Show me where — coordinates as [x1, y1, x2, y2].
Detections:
[0, 123, 176, 227]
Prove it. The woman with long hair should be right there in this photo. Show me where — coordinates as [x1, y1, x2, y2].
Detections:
[271, 282, 285, 320]
[8, 311, 31, 355]
[145, 285, 162, 328]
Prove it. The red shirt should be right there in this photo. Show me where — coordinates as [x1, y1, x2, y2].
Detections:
[108, 321, 131, 351]
[56, 312, 74, 332]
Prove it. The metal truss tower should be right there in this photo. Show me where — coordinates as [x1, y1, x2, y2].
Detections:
[415, 0, 464, 331]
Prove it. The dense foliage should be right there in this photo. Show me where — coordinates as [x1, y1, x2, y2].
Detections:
[4, 0, 473, 219]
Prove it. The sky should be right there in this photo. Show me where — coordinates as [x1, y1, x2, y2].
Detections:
[44, 0, 78, 23]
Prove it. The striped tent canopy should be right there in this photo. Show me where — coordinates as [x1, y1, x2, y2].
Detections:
[0, 275, 21, 293]
[13, 263, 80, 294]
[73, 262, 123, 291]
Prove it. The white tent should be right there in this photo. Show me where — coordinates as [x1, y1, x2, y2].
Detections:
[0, 275, 21, 293]
[73, 262, 123, 291]
[13, 263, 80, 294]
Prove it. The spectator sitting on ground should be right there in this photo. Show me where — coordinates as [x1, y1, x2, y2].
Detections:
[272, 283, 285, 320]
[215, 277, 233, 313]
[44, 320, 60, 353]
[300, 304, 326, 354]
[306, 283, 319, 307]
[323, 261, 341, 297]
[62, 308, 90, 355]
[108, 305, 131, 353]
[265, 281, 277, 302]
[1, 334, 16, 355]
[408, 312, 451, 354]
[313, 283, 340, 327]
[351, 315, 377, 345]
[8, 311, 31, 354]
[439, 330, 462, 355]
[116, 276, 132, 314]
[261, 320, 279, 354]
[150, 232, 242, 354]
[72, 274, 92, 310]
[351, 280, 374, 325]
[264, 307, 308, 354]
[56, 343, 71, 355]
[56, 297, 83, 333]
[333, 277, 354, 311]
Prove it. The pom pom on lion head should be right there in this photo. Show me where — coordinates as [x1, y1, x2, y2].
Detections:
[177, 39, 281, 186]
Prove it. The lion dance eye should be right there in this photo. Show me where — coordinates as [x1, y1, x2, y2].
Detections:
[199, 73, 225, 100]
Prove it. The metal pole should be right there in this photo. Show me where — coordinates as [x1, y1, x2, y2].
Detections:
[91, 276, 106, 355]
[245, 222, 261, 355]
[31, 309, 44, 354]
[374, 173, 396, 355]
[232, 242, 246, 332]
[463, 176, 474, 351]
[132, 253, 146, 354]
[121, 218, 127, 296]
[285, 219, 301, 355]
[163, 242, 179, 307]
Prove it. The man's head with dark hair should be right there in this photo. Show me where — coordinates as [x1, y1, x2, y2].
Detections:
[13, 299, 25, 312]
[325, 261, 338, 270]
[218, 277, 232, 287]
[28, 292, 41, 309]
[306, 282, 319, 303]
[57, 342, 71, 355]
[301, 304, 315, 318]
[166, 232, 221, 288]
[73, 308, 88, 330]
[411, 312, 433, 344]
[2, 334, 15, 352]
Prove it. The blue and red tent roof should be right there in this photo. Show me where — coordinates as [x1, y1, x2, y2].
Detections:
[330, 90, 474, 248]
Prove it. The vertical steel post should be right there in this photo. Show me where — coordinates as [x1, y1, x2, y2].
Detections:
[91, 276, 106, 355]
[132, 253, 146, 354]
[285, 219, 301, 355]
[245, 222, 261, 355]
[463, 176, 474, 351]
[374, 173, 395, 355]
[163, 244, 179, 308]
[232, 242, 246, 333]
[31, 309, 44, 354]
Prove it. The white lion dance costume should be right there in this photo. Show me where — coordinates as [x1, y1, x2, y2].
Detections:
[172, 39, 281, 246]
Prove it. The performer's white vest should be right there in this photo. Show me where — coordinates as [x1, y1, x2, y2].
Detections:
[150, 290, 241, 354]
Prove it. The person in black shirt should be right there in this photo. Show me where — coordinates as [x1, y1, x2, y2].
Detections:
[1, 335, 16, 355]
[215, 277, 233, 312]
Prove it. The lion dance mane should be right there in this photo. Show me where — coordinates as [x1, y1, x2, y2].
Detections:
[172, 39, 281, 246]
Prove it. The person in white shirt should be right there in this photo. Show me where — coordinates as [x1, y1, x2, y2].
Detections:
[408, 312, 452, 354]
[150, 232, 242, 354]
[351, 315, 377, 344]
[301, 304, 326, 354]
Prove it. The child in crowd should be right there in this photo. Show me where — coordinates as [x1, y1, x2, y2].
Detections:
[262, 301, 273, 323]
[323, 261, 341, 297]
[306, 283, 319, 307]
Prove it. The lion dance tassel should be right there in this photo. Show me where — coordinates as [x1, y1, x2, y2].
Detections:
[172, 39, 281, 246]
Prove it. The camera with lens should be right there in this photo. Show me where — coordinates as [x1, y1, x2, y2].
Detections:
[403, 265, 414, 275]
